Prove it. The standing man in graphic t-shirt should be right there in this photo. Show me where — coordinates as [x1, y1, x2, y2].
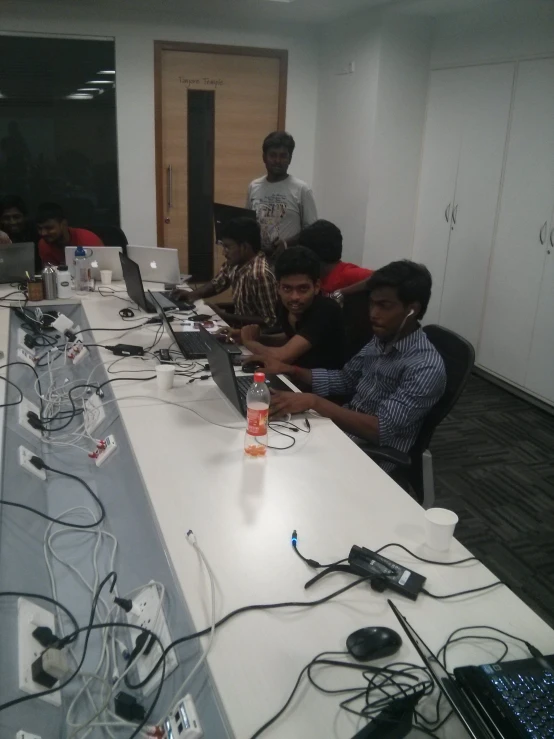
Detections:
[246, 131, 318, 261]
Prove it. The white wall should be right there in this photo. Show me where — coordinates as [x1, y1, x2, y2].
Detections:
[314, 9, 432, 268]
[313, 8, 383, 265]
[363, 14, 432, 268]
[431, 0, 554, 68]
[0, 1, 320, 245]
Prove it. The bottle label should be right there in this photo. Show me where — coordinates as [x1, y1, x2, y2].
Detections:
[59, 280, 70, 287]
[246, 407, 268, 436]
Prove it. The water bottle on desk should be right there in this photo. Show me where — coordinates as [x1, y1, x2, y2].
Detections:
[74, 246, 91, 294]
[244, 372, 270, 457]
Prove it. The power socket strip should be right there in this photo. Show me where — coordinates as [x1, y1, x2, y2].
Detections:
[18, 597, 61, 706]
[16, 732, 42, 739]
[126, 582, 178, 697]
[161, 694, 203, 738]
[17, 328, 33, 350]
[17, 346, 37, 366]
[84, 393, 106, 435]
[18, 398, 42, 439]
[19, 445, 46, 481]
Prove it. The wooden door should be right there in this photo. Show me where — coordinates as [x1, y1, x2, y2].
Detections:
[155, 42, 286, 276]
[412, 68, 463, 325]
[438, 63, 514, 347]
[525, 199, 554, 403]
[478, 59, 554, 386]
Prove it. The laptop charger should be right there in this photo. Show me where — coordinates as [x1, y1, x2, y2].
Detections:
[106, 344, 145, 357]
[348, 545, 426, 601]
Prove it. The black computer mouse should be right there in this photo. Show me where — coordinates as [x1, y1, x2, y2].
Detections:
[346, 626, 402, 662]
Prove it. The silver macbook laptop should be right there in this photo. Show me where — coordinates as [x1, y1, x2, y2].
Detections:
[0, 242, 36, 283]
[126, 246, 180, 284]
[64, 246, 123, 281]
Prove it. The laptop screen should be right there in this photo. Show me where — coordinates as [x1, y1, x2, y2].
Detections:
[148, 290, 185, 354]
[388, 600, 496, 739]
[119, 252, 148, 311]
[213, 203, 256, 243]
[198, 325, 243, 415]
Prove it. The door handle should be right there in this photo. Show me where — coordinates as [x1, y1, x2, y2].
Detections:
[540, 221, 547, 244]
[550, 227, 554, 248]
[452, 204, 458, 225]
[444, 204, 451, 223]
[167, 165, 173, 210]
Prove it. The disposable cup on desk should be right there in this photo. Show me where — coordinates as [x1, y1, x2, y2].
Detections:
[424, 507, 458, 551]
[100, 269, 112, 285]
[156, 364, 175, 391]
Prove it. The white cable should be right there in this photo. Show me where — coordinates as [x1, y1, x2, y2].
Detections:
[163, 530, 217, 711]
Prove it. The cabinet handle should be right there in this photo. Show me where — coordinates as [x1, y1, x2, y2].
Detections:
[540, 221, 547, 244]
[167, 165, 173, 210]
[550, 228, 554, 249]
[452, 204, 458, 225]
[444, 204, 451, 222]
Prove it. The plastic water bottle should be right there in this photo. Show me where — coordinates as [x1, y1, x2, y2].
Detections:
[74, 246, 90, 294]
[244, 372, 270, 457]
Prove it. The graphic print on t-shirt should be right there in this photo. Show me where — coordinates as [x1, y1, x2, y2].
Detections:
[253, 196, 287, 245]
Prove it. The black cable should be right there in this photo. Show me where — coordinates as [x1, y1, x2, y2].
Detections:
[0, 591, 79, 639]
[422, 582, 503, 599]
[1, 360, 44, 416]
[1, 460, 105, 529]
[0, 375, 24, 409]
[375, 543, 479, 567]
[74, 324, 148, 334]
[291, 530, 348, 569]
[125, 575, 376, 691]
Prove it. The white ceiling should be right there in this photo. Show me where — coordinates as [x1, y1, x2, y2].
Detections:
[11, 0, 519, 26]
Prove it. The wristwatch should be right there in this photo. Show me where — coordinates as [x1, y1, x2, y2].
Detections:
[330, 290, 344, 307]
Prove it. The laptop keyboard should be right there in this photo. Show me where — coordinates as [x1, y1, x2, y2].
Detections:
[236, 375, 253, 400]
[178, 333, 207, 356]
[488, 669, 554, 737]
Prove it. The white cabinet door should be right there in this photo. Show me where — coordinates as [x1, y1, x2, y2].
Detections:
[525, 209, 554, 403]
[438, 63, 514, 347]
[478, 59, 554, 386]
[413, 68, 462, 325]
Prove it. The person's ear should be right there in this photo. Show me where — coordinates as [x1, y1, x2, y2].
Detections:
[407, 302, 420, 320]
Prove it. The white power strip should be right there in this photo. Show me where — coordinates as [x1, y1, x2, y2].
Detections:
[84, 394, 106, 434]
[19, 446, 46, 481]
[18, 398, 42, 439]
[161, 694, 203, 738]
[126, 582, 178, 697]
[17, 598, 61, 707]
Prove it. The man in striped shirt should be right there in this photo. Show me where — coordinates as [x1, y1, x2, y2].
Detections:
[265, 260, 446, 465]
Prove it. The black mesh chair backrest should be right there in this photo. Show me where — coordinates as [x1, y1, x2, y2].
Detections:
[82, 224, 128, 250]
[412, 324, 475, 457]
[342, 291, 373, 360]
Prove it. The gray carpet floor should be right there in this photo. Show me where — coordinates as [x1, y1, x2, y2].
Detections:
[431, 373, 554, 628]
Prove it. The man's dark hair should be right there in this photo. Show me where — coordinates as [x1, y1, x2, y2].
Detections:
[220, 217, 261, 253]
[367, 260, 432, 319]
[299, 220, 343, 263]
[36, 202, 66, 225]
[275, 246, 320, 283]
[262, 131, 296, 157]
[0, 194, 27, 217]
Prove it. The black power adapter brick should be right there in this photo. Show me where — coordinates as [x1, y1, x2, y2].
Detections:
[348, 545, 426, 601]
[106, 344, 145, 357]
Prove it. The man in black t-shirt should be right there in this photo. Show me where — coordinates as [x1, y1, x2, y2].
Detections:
[240, 246, 345, 369]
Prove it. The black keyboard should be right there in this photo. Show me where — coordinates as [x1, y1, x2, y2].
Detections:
[487, 668, 554, 737]
[177, 332, 207, 358]
[236, 375, 253, 400]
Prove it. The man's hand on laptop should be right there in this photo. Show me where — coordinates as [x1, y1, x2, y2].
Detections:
[216, 327, 240, 342]
[270, 389, 315, 417]
[244, 355, 292, 376]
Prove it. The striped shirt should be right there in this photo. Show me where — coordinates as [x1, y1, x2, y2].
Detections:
[312, 328, 446, 469]
[211, 253, 278, 327]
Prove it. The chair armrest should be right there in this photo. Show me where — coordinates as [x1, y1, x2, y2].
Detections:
[358, 444, 411, 467]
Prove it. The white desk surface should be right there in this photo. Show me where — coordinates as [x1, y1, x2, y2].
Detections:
[5, 284, 554, 739]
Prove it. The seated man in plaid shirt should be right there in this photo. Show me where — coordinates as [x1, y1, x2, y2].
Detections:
[179, 217, 278, 331]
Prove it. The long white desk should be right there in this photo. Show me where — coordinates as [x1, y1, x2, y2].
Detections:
[4, 284, 554, 738]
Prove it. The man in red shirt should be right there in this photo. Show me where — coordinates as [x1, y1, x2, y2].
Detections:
[299, 219, 372, 297]
[36, 202, 103, 265]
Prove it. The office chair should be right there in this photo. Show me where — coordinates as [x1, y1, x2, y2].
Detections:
[361, 325, 475, 508]
[83, 224, 128, 252]
[342, 291, 373, 360]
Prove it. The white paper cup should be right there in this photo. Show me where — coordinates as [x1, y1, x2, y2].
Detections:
[156, 364, 175, 391]
[424, 507, 459, 551]
[100, 269, 112, 285]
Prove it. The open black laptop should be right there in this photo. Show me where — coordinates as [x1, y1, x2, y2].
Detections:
[389, 599, 554, 739]
[149, 291, 241, 361]
[197, 325, 289, 417]
[120, 252, 189, 313]
[213, 203, 256, 243]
